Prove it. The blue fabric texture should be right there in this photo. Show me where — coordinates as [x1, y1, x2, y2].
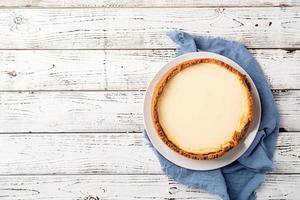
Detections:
[144, 31, 280, 200]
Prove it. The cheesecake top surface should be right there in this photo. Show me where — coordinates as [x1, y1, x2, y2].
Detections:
[152, 58, 253, 159]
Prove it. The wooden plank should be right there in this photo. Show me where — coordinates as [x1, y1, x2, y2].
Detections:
[0, 132, 298, 175]
[0, 8, 299, 49]
[0, 90, 299, 132]
[274, 90, 300, 132]
[0, 49, 299, 90]
[0, 0, 299, 7]
[0, 174, 298, 199]
[0, 91, 144, 133]
[275, 132, 300, 173]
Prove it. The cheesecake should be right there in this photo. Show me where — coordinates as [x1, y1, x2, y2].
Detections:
[152, 58, 253, 160]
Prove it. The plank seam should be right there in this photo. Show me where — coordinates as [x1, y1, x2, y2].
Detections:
[0, 5, 297, 9]
[0, 89, 298, 92]
[0, 173, 295, 176]
[0, 48, 298, 51]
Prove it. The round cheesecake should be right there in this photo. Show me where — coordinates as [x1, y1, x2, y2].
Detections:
[152, 58, 253, 160]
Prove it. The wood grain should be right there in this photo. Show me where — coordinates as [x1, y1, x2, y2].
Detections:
[0, 174, 297, 199]
[0, 8, 299, 49]
[0, 90, 299, 132]
[0, 0, 299, 7]
[0, 49, 299, 90]
[0, 132, 298, 175]
[0, 91, 144, 133]
[0, 1, 298, 199]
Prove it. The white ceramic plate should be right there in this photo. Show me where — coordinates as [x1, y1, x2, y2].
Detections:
[143, 52, 261, 170]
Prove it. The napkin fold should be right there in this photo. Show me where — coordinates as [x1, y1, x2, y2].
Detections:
[144, 31, 280, 200]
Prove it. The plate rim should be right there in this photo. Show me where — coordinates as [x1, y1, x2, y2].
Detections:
[143, 51, 261, 170]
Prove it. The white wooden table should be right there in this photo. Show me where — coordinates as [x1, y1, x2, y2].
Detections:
[0, 1, 299, 199]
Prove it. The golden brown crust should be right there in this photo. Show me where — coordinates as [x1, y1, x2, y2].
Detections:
[151, 58, 254, 160]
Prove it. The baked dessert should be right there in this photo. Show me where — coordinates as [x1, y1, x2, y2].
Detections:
[152, 58, 253, 160]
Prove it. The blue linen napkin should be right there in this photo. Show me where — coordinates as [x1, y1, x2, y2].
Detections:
[144, 31, 280, 200]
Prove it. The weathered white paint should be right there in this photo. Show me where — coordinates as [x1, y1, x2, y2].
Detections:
[0, 0, 299, 7]
[0, 91, 143, 133]
[0, 8, 299, 49]
[0, 132, 297, 175]
[0, 174, 298, 200]
[0, 90, 299, 132]
[0, 2, 298, 199]
[0, 49, 299, 90]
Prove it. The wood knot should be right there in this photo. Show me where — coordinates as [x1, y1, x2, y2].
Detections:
[14, 16, 24, 25]
[168, 186, 179, 195]
[84, 195, 100, 200]
[10, 15, 40, 34]
[215, 8, 225, 13]
[6, 70, 17, 77]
